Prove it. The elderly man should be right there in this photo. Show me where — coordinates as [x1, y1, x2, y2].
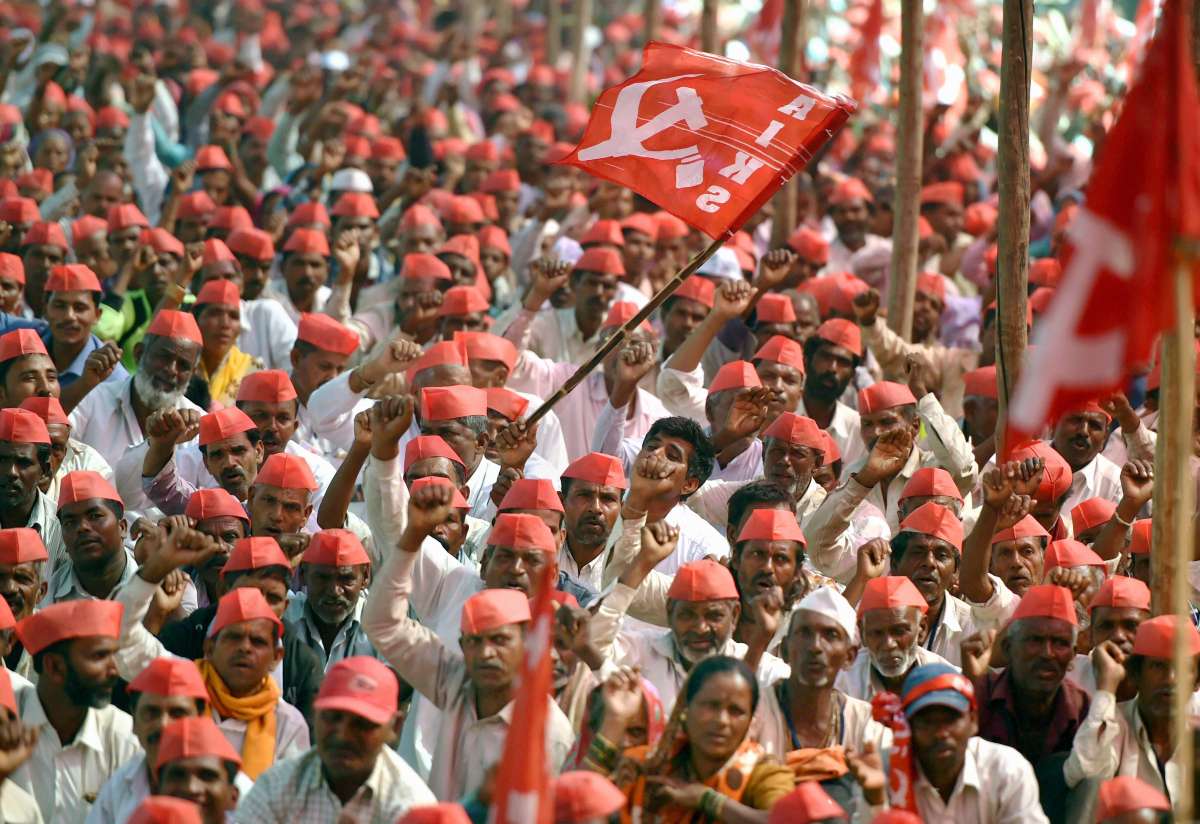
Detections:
[153, 716, 246, 824]
[47, 472, 136, 604]
[416, 385, 500, 518]
[837, 576, 954, 701]
[0, 529, 48, 680]
[363, 481, 574, 800]
[0, 409, 64, 570]
[235, 657, 435, 822]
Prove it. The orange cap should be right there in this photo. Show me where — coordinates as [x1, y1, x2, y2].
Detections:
[437, 286, 489, 317]
[236, 370, 298, 403]
[16, 599, 123, 654]
[1008, 440, 1072, 504]
[1011, 584, 1077, 625]
[1132, 614, 1200, 658]
[45, 263, 101, 293]
[146, 310, 203, 345]
[488, 512, 558, 553]
[813, 318, 862, 357]
[859, 576, 929, 615]
[497, 479, 563, 513]
[297, 313, 359, 356]
[155, 716, 242, 771]
[756, 293, 795, 323]
[454, 331, 517, 371]
[254, 453, 317, 491]
[402, 253, 453, 281]
[207, 587, 283, 639]
[963, 366, 998, 399]
[900, 467, 963, 502]
[787, 226, 830, 263]
[0, 253, 23, 284]
[1090, 576, 1150, 612]
[484, 387, 529, 421]
[404, 435, 466, 474]
[666, 560, 738, 601]
[574, 247, 625, 276]
[128, 797, 202, 824]
[128, 657, 209, 700]
[766, 782, 846, 824]
[553, 772, 627, 823]
[919, 181, 965, 207]
[314, 656, 401, 725]
[752, 335, 805, 372]
[198, 407, 256, 447]
[284, 227, 331, 256]
[0, 528, 47, 564]
[1129, 519, 1152, 555]
[195, 278, 240, 308]
[0, 328, 48, 361]
[460, 588, 531, 634]
[201, 238, 236, 266]
[420, 386, 487, 421]
[991, 514, 1050, 545]
[185, 488, 248, 524]
[0, 408, 49, 444]
[708, 361, 762, 394]
[58, 470, 122, 509]
[828, 177, 873, 206]
[761, 412, 824, 450]
[223, 537, 289, 577]
[227, 228, 275, 261]
[1070, 498, 1117, 534]
[19, 396, 68, 426]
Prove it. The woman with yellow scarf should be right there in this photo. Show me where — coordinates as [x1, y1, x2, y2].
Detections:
[584, 656, 795, 823]
[193, 278, 261, 408]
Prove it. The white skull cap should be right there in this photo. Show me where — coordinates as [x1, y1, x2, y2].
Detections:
[793, 586, 859, 645]
[697, 246, 742, 280]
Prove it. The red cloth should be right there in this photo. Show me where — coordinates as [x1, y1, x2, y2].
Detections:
[16, 599, 123, 654]
[397, 805, 472, 824]
[871, 692, 916, 813]
[461, 588, 531, 634]
[848, 0, 884, 106]
[237, 370, 297, 403]
[0, 408, 49, 444]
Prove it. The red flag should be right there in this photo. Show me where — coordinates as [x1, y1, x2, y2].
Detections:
[745, 0, 785, 63]
[849, 0, 884, 106]
[559, 43, 854, 240]
[1007, 0, 1200, 445]
[489, 562, 558, 824]
[1123, 0, 1160, 82]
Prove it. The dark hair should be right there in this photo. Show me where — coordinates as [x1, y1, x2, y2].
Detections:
[727, 481, 792, 538]
[133, 691, 206, 716]
[31, 638, 71, 674]
[684, 655, 760, 713]
[0, 351, 51, 389]
[643, 416, 715, 494]
[292, 339, 320, 359]
[803, 334, 863, 371]
[199, 427, 261, 458]
[889, 531, 960, 571]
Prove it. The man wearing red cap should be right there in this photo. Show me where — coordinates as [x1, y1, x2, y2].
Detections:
[1065, 576, 1152, 699]
[363, 482, 574, 798]
[0, 410, 65, 575]
[46, 471, 138, 605]
[0, 529, 50, 678]
[1050, 402, 1124, 515]
[826, 177, 891, 274]
[152, 716, 247, 824]
[0, 328, 59, 408]
[556, 452, 626, 592]
[17, 221, 68, 318]
[40, 265, 127, 407]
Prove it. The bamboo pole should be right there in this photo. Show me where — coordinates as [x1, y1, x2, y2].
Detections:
[768, 0, 805, 249]
[644, 0, 661, 43]
[547, 0, 562, 67]
[884, 0, 923, 341]
[993, 0, 1033, 449]
[568, 0, 594, 105]
[701, 0, 719, 54]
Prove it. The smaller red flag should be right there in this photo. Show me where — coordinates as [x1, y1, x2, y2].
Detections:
[849, 0, 884, 105]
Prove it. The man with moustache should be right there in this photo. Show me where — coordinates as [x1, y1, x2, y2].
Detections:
[796, 320, 869, 470]
[1051, 402, 1124, 513]
[46, 472, 137, 605]
[826, 178, 891, 273]
[141, 407, 264, 514]
[0, 408, 65, 570]
[0, 329, 60, 408]
[556, 452, 626, 592]
[180, 488, 250, 609]
[153, 716, 247, 824]
[1068, 576, 1151, 697]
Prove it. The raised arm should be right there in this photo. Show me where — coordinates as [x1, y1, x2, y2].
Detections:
[960, 461, 1038, 604]
[1092, 460, 1154, 562]
[316, 410, 371, 530]
[663, 279, 754, 375]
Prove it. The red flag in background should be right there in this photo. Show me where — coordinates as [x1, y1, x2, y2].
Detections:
[746, 0, 785, 64]
[1123, 0, 1160, 82]
[559, 43, 854, 240]
[488, 560, 558, 824]
[849, 0, 884, 105]
[1006, 0, 1200, 446]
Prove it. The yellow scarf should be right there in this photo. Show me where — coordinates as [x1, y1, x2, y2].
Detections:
[196, 658, 279, 779]
[199, 346, 259, 407]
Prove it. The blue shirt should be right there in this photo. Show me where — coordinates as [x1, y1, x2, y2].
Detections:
[41, 331, 130, 387]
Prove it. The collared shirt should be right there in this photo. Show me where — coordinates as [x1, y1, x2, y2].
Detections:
[923, 593, 981, 668]
[0, 779, 41, 824]
[975, 667, 1090, 766]
[234, 748, 435, 824]
[42, 549, 137, 606]
[239, 298, 299, 372]
[69, 376, 204, 473]
[749, 684, 890, 758]
[284, 592, 380, 671]
[1062, 452, 1124, 516]
[86, 753, 254, 824]
[48, 440, 114, 504]
[524, 307, 599, 365]
[21, 490, 67, 576]
[913, 737, 1049, 824]
[41, 333, 130, 389]
[827, 233, 891, 274]
[13, 686, 142, 824]
[796, 396, 868, 470]
[835, 647, 956, 702]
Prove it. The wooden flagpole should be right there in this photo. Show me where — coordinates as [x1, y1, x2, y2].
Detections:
[884, 0, 923, 341]
[701, 0, 719, 54]
[547, 0, 562, 67]
[768, 0, 805, 249]
[568, 0, 594, 105]
[994, 0, 1033, 454]
[644, 0, 661, 43]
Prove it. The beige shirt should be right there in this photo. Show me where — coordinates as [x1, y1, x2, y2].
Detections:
[0, 779, 43, 824]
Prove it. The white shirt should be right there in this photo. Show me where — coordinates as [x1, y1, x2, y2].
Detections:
[49, 440, 114, 503]
[0, 780, 42, 824]
[913, 736, 1049, 824]
[835, 646, 957, 702]
[262, 281, 332, 326]
[240, 299, 299, 372]
[70, 377, 204, 475]
[87, 754, 255, 824]
[796, 396, 868, 470]
[923, 593, 982, 668]
[1062, 452, 1124, 516]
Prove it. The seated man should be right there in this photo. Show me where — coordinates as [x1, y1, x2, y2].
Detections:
[0, 329, 59, 408]
[40, 264, 127, 412]
[0, 408, 65, 571]
[47, 471, 137, 604]
[154, 716, 246, 824]
[181, 488, 250, 609]
[0, 528, 48, 681]
[1068, 576, 1151, 697]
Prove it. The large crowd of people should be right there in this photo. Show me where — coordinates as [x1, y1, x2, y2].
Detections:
[0, 0, 1184, 822]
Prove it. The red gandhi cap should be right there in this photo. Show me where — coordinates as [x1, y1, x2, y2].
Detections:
[667, 560, 739, 602]
[0, 528, 47, 564]
[1044, 539, 1106, 572]
[410, 341, 469, 381]
[58, 471, 122, 509]
[481, 169, 520, 194]
[762, 412, 825, 450]
[656, 212, 690, 240]
[581, 220, 623, 247]
[477, 225, 511, 256]
[314, 656, 400, 725]
[0, 253, 23, 284]
[22, 221, 68, 249]
[195, 145, 233, 171]
[371, 136, 406, 161]
[461, 588, 531, 634]
[858, 576, 928, 615]
[142, 227, 185, 257]
[177, 191, 217, 221]
[899, 502, 964, 550]
[673, 275, 715, 309]
[284, 227, 331, 256]
[128, 657, 209, 701]
[420, 386, 487, 420]
[146, 310, 203, 345]
[185, 488, 248, 524]
[736, 509, 806, 546]
[553, 772, 627, 823]
[402, 253, 453, 281]
[814, 318, 862, 357]
[237, 369, 298, 403]
[1029, 258, 1062, 288]
[46, 263, 101, 293]
[201, 238, 236, 266]
[19, 396, 68, 426]
[787, 226, 830, 263]
[401, 205, 442, 231]
[574, 247, 625, 276]
[920, 181, 965, 207]
[1132, 614, 1200, 658]
[498, 479, 564, 513]
[1070, 498, 1116, 533]
[455, 332, 517, 371]
[155, 716, 242, 771]
[404, 435, 466, 474]
[16, 599, 123, 654]
[488, 512, 557, 553]
[817, 430, 840, 462]
[128, 797, 202, 824]
[437, 286, 489, 317]
[1130, 519, 1153, 555]
[107, 203, 150, 231]
[484, 387, 528, 421]
[331, 192, 379, 219]
[1009, 440, 1073, 504]
[900, 467, 963, 502]
[303, 529, 370, 567]
[828, 177, 873, 206]
[563, 452, 627, 490]
[227, 228, 275, 261]
[297, 313, 359, 356]
[621, 213, 659, 240]
[916, 272, 946, 303]
[756, 293, 795, 323]
[753, 335, 805, 372]
[0, 408, 49, 444]
[409, 476, 469, 509]
[1090, 576, 1150, 612]
[195, 279, 240, 308]
[398, 804, 471, 824]
[991, 514, 1050, 545]
[255, 453, 317, 491]
[963, 366, 998, 399]
[445, 196, 484, 225]
[224, 537, 289, 576]
[858, 381, 918, 414]
[766, 782, 845, 824]
[0, 328, 47, 361]
[1095, 776, 1171, 822]
[198, 406, 256, 447]
[708, 361, 762, 394]
[0, 198, 38, 224]
[287, 202, 331, 228]
[208, 587, 283, 639]
[1011, 584, 1077, 625]
[602, 301, 650, 332]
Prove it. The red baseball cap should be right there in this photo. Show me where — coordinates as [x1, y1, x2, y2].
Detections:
[313, 656, 400, 724]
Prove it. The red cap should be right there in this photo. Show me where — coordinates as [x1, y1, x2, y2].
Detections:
[444, 196, 484, 226]
[766, 782, 846, 824]
[142, 228, 185, 257]
[198, 407, 256, 447]
[1095, 776, 1171, 822]
[553, 772, 627, 823]
[828, 177, 873, 206]
[401, 205, 442, 232]
[1009, 440, 1072, 504]
[224, 537, 289, 576]
[195, 145, 233, 171]
[402, 253, 453, 281]
[397, 804, 471, 824]
[919, 181, 965, 207]
[314, 656, 400, 724]
[0, 253, 24, 285]
[753, 335, 806, 372]
[201, 238, 236, 266]
[46, 264, 101, 294]
[409, 476, 470, 509]
[195, 279, 240, 308]
[811, 319, 861, 357]
[736, 509, 806, 546]
[0, 198, 38, 225]
[242, 116, 275, 143]
[762, 412, 825, 450]
[601, 301, 650, 332]
[1090, 576, 1150, 612]
[1045, 539, 1106, 573]
[1011, 584, 1077, 625]
[964, 202, 998, 237]
[484, 387, 529, 421]
[0, 597, 12, 631]
[146, 310, 203, 346]
[211, 206, 254, 233]
[581, 220, 624, 247]
[488, 512, 558, 553]
[420, 386, 487, 421]
[898, 502, 963, 551]
[497, 479, 564, 513]
[621, 213, 660, 241]
[455, 331, 517, 371]
[991, 515, 1050, 545]
[1070, 498, 1117, 533]
[16, 169, 51, 196]
[106, 203, 150, 232]
[477, 225, 511, 257]
[708, 361, 762, 394]
[331, 192, 380, 219]
[1132, 614, 1200, 658]
[0, 664, 14, 713]
[798, 272, 869, 317]
[208, 588, 283, 639]
[22, 221, 68, 249]
[672, 275, 715, 309]
[19, 396, 67, 427]
[916, 272, 946, 304]
[297, 313, 359, 356]
[284, 227, 331, 257]
[227, 228, 275, 261]
[128, 797, 202, 824]
[481, 170, 520, 194]
[58, 470, 122, 509]
[666, 560, 739, 601]
[1029, 258, 1062, 288]
[0, 407, 49, 445]
[185, 488, 248, 524]
[177, 191, 217, 221]
[255, 453, 318, 491]
[900, 467, 963, 502]
[787, 226, 830, 263]
[155, 716, 242, 771]
[562, 452, 627, 490]
[963, 366, 998, 399]
[0, 328, 47, 361]
[756, 293, 796, 324]
[236, 370, 298, 403]
[437, 286, 489, 317]
[16, 599, 123, 654]
[1129, 519, 1153, 555]
[460, 588, 531, 634]
[287, 202, 331, 228]
[409, 341, 468, 382]
[574, 247, 625, 276]
[371, 137, 406, 161]
[858, 576, 928, 615]
[128, 657, 209, 700]
[817, 430, 840, 463]
[0, 528, 48, 564]
[404, 435, 466, 474]
[303, 529, 370, 567]
[858, 381, 918, 414]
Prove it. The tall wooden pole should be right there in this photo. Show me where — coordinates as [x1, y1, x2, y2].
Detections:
[701, 0, 719, 53]
[547, 0, 562, 67]
[885, 0, 923, 340]
[768, 0, 805, 248]
[568, 0, 594, 104]
[993, 0, 1033, 451]
[644, 0, 661, 43]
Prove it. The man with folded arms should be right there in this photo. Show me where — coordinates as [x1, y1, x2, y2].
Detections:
[153, 716, 246, 824]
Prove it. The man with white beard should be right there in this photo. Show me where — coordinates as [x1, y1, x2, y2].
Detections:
[69, 310, 205, 471]
[836, 575, 957, 701]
